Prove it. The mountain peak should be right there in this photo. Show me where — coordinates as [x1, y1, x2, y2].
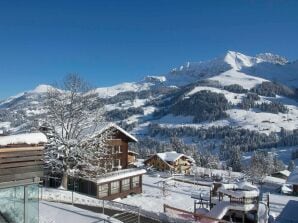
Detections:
[256, 53, 288, 65]
[222, 51, 257, 70]
[30, 84, 55, 93]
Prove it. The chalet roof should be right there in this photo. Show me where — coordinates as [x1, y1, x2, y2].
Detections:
[157, 151, 194, 163]
[218, 181, 259, 198]
[91, 122, 138, 142]
[144, 151, 195, 170]
[128, 150, 139, 155]
[287, 167, 298, 185]
[0, 132, 47, 147]
[273, 169, 291, 177]
[96, 168, 146, 184]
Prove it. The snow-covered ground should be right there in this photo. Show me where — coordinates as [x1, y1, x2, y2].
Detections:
[242, 147, 298, 166]
[118, 174, 210, 213]
[40, 201, 121, 223]
[208, 69, 267, 89]
[95, 82, 153, 98]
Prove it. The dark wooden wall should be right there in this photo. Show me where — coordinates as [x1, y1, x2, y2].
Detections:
[0, 146, 44, 184]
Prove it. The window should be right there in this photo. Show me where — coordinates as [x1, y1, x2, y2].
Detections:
[110, 181, 120, 194]
[98, 184, 108, 198]
[107, 146, 113, 155]
[132, 176, 140, 188]
[113, 159, 120, 168]
[121, 178, 130, 191]
[113, 145, 121, 154]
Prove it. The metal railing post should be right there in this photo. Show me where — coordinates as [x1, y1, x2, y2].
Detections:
[72, 190, 74, 205]
[103, 200, 105, 214]
[138, 207, 141, 223]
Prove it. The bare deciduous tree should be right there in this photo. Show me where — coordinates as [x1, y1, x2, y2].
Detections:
[43, 74, 107, 188]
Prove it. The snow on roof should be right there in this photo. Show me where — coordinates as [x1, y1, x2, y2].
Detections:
[264, 176, 286, 185]
[96, 168, 146, 184]
[287, 167, 298, 185]
[0, 132, 47, 147]
[281, 184, 293, 194]
[274, 169, 291, 177]
[218, 181, 259, 198]
[128, 150, 139, 155]
[156, 151, 194, 163]
[92, 122, 138, 142]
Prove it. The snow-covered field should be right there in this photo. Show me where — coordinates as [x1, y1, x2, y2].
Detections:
[242, 147, 298, 166]
[118, 174, 210, 213]
[40, 201, 121, 223]
[208, 69, 267, 89]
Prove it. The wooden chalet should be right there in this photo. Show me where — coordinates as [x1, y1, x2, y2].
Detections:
[0, 132, 47, 223]
[86, 123, 138, 171]
[64, 123, 146, 200]
[144, 151, 195, 174]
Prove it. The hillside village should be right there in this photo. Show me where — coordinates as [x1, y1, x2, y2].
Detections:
[1, 124, 298, 223]
[1, 48, 298, 223]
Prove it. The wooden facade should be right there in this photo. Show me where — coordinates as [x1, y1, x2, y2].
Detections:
[89, 124, 138, 171]
[67, 169, 146, 200]
[0, 133, 46, 223]
[0, 146, 44, 186]
[96, 168, 146, 200]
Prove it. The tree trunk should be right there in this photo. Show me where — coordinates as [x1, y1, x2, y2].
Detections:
[61, 173, 68, 190]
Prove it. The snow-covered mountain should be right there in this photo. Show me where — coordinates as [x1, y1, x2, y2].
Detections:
[167, 51, 297, 88]
[1, 50, 298, 162]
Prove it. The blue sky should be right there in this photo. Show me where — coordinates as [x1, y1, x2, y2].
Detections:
[0, 0, 298, 99]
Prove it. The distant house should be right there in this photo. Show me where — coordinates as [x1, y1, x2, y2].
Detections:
[287, 167, 298, 195]
[0, 132, 47, 223]
[271, 169, 291, 180]
[144, 151, 195, 174]
[128, 150, 139, 166]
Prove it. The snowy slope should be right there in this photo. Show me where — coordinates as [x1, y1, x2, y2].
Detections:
[0, 50, 298, 150]
[167, 51, 297, 88]
[95, 82, 154, 98]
